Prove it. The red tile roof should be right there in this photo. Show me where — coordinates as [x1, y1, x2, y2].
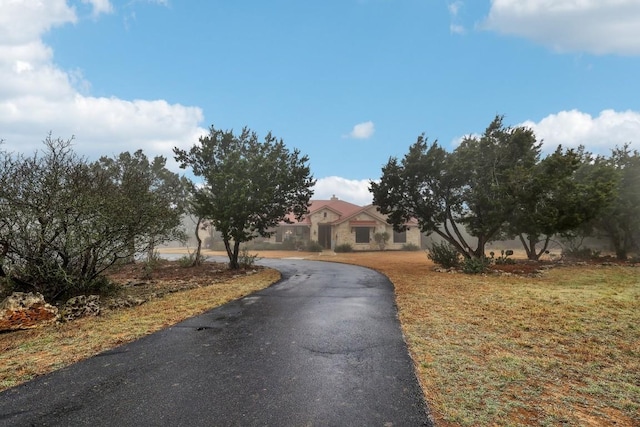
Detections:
[282, 199, 362, 225]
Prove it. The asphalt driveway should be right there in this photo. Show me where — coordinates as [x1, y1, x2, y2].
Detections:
[0, 258, 432, 426]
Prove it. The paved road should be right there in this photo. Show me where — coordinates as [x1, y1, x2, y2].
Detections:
[0, 258, 432, 426]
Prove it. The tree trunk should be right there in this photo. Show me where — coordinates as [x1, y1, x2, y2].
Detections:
[474, 235, 487, 258]
[231, 240, 241, 269]
[0, 242, 8, 277]
[519, 234, 533, 260]
[193, 217, 203, 267]
[435, 229, 470, 259]
[126, 237, 136, 264]
[223, 238, 241, 269]
[444, 209, 475, 257]
[519, 234, 551, 261]
[535, 236, 551, 260]
[610, 229, 627, 260]
[146, 237, 156, 263]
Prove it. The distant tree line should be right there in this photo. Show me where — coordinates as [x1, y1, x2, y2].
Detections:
[371, 115, 640, 261]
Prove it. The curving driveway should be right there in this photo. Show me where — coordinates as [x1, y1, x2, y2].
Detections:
[0, 258, 433, 426]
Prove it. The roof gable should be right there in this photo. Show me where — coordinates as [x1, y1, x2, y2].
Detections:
[334, 204, 387, 226]
[308, 199, 362, 217]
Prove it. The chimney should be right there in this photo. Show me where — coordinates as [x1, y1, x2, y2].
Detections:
[330, 194, 338, 201]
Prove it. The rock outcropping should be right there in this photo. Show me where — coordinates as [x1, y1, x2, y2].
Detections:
[60, 295, 101, 321]
[0, 292, 58, 331]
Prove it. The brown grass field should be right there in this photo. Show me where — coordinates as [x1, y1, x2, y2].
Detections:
[1, 248, 638, 426]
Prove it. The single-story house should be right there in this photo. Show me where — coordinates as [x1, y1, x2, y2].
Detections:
[271, 196, 421, 251]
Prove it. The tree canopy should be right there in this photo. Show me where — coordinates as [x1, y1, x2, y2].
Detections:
[591, 145, 640, 259]
[94, 150, 189, 262]
[174, 126, 315, 269]
[0, 136, 187, 300]
[506, 146, 617, 259]
[371, 116, 619, 260]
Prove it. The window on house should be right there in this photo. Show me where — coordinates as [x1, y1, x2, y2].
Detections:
[275, 228, 283, 243]
[323, 212, 327, 218]
[355, 227, 370, 243]
[393, 230, 407, 243]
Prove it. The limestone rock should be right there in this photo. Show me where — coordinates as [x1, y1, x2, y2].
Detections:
[61, 295, 101, 321]
[0, 292, 58, 331]
[107, 296, 146, 310]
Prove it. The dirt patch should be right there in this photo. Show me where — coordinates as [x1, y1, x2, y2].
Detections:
[105, 259, 261, 298]
[488, 260, 552, 275]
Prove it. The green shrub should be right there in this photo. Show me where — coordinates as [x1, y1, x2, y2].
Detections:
[489, 249, 516, 265]
[238, 247, 261, 268]
[138, 253, 163, 280]
[462, 256, 490, 274]
[305, 241, 324, 252]
[0, 276, 14, 300]
[86, 275, 120, 297]
[402, 243, 420, 251]
[427, 241, 461, 268]
[373, 232, 390, 250]
[143, 250, 162, 267]
[177, 252, 208, 267]
[334, 243, 353, 253]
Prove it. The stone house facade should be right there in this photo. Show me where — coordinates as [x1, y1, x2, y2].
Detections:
[271, 196, 421, 251]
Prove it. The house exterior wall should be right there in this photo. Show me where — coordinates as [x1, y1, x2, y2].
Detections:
[332, 209, 421, 251]
[308, 208, 342, 243]
[268, 203, 421, 251]
[336, 212, 377, 250]
[335, 223, 422, 250]
[360, 206, 421, 250]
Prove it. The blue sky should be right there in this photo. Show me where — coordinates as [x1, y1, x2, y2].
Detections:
[1, 0, 639, 204]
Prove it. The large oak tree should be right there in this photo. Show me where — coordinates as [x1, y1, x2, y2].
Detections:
[371, 115, 617, 260]
[593, 145, 640, 259]
[174, 126, 315, 269]
[371, 116, 540, 258]
[506, 147, 617, 260]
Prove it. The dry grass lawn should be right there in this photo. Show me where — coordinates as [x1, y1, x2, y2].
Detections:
[1, 248, 638, 427]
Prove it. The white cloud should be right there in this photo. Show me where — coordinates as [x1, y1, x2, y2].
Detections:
[448, 1, 463, 17]
[346, 121, 375, 139]
[484, 0, 640, 55]
[520, 109, 640, 154]
[81, 0, 114, 16]
[0, 0, 205, 168]
[450, 24, 466, 35]
[0, 0, 76, 45]
[447, 1, 466, 35]
[313, 176, 373, 206]
[450, 110, 639, 156]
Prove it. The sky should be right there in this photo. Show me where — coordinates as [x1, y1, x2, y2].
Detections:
[1, 0, 639, 205]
